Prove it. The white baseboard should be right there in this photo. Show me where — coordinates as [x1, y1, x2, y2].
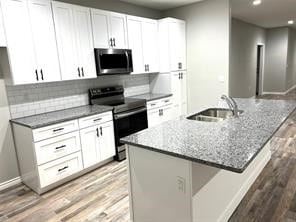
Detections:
[285, 84, 296, 94]
[0, 177, 22, 191]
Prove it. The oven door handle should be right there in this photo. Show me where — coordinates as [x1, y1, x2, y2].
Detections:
[125, 51, 130, 71]
[114, 107, 147, 120]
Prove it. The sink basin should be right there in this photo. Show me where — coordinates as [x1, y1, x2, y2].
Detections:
[187, 108, 244, 122]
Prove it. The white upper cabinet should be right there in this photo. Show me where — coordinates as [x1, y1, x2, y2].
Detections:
[158, 18, 186, 72]
[127, 15, 158, 74]
[142, 18, 158, 73]
[91, 9, 128, 49]
[28, 0, 61, 83]
[127, 16, 144, 74]
[73, 6, 96, 79]
[52, 2, 96, 81]
[0, 0, 61, 85]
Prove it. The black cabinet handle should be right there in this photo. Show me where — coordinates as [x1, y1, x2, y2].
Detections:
[178, 62, 182, 69]
[81, 67, 84, 77]
[110, 38, 113, 47]
[147, 64, 149, 72]
[55, 145, 66, 150]
[58, 166, 68, 172]
[35, 70, 39, 81]
[113, 38, 116, 47]
[93, 118, 102, 122]
[78, 67, 81, 77]
[178, 73, 181, 79]
[96, 128, 99, 137]
[40, 69, 44, 80]
[181, 72, 183, 79]
[100, 126, 103, 136]
[53, 128, 64, 132]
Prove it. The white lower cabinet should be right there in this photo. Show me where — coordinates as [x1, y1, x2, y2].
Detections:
[80, 120, 115, 168]
[12, 111, 115, 194]
[147, 97, 173, 128]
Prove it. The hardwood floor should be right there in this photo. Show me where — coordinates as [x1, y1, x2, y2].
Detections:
[0, 89, 295, 222]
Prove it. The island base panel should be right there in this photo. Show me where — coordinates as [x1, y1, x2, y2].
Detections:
[127, 143, 271, 222]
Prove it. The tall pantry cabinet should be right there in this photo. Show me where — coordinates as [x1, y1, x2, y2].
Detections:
[151, 18, 188, 118]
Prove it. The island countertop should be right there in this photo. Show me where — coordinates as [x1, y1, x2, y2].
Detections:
[121, 99, 296, 173]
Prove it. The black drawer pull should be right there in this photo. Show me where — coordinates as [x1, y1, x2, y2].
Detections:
[96, 128, 99, 137]
[93, 118, 102, 122]
[55, 145, 66, 150]
[164, 100, 170, 103]
[58, 166, 68, 172]
[100, 126, 103, 136]
[150, 103, 156, 106]
[53, 128, 64, 132]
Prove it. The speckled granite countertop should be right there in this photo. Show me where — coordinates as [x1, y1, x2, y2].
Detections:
[11, 105, 113, 129]
[121, 99, 296, 173]
[130, 93, 172, 101]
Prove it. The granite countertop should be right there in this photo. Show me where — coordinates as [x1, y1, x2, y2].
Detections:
[130, 93, 172, 102]
[11, 105, 113, 129]
[121, 98, 296, 173]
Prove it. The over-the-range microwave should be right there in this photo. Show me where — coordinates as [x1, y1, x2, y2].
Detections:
[94, 48, 133, 75]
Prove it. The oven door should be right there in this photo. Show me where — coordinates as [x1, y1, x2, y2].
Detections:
[113, 107, 148, 161]
[95, 48, 133, 75]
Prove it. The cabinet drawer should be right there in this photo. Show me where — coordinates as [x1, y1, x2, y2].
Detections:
[33, 120, 79, 142]
[147, 97, 173, 110]
[78, 112, 113, 129]
[38, 152, 83, 188]
[34, 131, 81, 165]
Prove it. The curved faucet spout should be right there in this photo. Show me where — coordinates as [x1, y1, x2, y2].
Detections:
[221, 95, 239, 117]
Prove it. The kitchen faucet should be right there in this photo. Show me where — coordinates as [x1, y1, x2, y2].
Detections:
[221, 95, 239, 117]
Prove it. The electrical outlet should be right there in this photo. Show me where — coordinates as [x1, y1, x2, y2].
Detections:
[177, 176, 186, 194]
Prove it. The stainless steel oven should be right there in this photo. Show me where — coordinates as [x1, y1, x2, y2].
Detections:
[113, 107, 148, 160]
[94, 48, 133, 75]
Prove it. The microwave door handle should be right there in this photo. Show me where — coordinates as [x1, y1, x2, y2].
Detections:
[125, 51, 130, 70]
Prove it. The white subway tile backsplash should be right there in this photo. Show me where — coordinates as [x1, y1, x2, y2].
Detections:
[7, 75, 150, 118]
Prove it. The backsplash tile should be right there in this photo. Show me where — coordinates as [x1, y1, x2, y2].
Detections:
[7, 74, 150, 119]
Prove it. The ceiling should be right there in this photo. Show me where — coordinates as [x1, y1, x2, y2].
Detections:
[231, 0, 296, 29]
[120, 0, 204, 10]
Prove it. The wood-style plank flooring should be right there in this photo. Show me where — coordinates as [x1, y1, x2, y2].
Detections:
[0, 89, 295, 222]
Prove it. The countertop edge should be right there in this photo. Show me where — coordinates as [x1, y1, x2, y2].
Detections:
[10, 107, 114, 129]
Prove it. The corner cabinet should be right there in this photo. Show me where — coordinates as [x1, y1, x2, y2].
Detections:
[0, 0, 61, 85]
[52, 2, 96, 80]
[91, 9, 128, 49]
[12, 111, 115, 194]
[127, 15, 159, 74]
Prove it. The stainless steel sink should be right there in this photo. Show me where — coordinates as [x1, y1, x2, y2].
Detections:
[187, 108, 244, 122]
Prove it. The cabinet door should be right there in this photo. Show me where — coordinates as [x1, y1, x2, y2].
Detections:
[91, 9, 111, 48]
[109, 12, 128, 49]
[1, 0, 37, 84]
[80, 125, 100, 168]
[171, 72, 182, 118]
[169, 21, 186, 71]
[148, 108, 161, 128]
[28, 0, 61, 83]
[73, 6, 96, 79]
[181, 71, 187, 115]
[98, 121, 115, 161]
[52, 2, 79, 81]
[142, 19, 158, 73]
[127, 16, 144, 74]
[162, 105, 173, 123]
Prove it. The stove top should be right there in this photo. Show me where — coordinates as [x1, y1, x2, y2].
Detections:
[89, 86, 146, 114]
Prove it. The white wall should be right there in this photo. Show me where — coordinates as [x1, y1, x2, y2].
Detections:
[0, 77, 19, 185]
[164, 0, 231, 112]
[287, 28, 296, 88]
[230, 19, 266, 98]
[264, 28, 289, 93]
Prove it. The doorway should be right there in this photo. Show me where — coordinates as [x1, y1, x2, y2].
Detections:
[256, 44, 264, 96]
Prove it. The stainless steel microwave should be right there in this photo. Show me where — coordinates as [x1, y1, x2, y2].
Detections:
[94, 48, 133, 75]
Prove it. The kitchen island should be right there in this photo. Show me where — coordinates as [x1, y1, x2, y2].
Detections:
[121, 99, 296, 222]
